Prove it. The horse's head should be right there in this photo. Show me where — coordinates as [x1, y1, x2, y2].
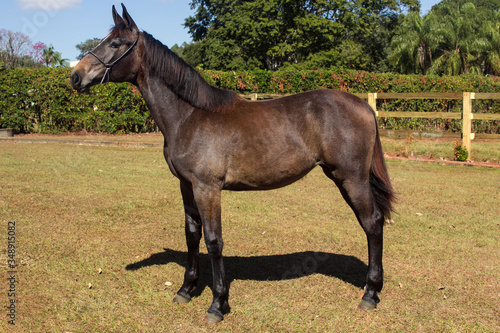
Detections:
[71, 4, 141, 93]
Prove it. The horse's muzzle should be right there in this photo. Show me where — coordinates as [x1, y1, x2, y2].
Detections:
[70, 71, 90, 93]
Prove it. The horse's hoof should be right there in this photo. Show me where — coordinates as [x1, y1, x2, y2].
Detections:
[205, 311, 223, 324]
[357, 298, 377, 311]
[173, 293, 191, 304]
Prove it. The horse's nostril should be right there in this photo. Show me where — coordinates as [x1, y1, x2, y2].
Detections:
[70, 72, 81, 89]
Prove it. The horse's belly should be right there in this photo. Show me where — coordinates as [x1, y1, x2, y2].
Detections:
[222, 154, 317, 191]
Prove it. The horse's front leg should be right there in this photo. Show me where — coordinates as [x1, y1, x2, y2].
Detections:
[173, 182, 202, 304]
[194, 185, 229, 323]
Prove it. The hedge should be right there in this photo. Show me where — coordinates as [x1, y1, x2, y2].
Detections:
[1, 67, 499, 134]
[0, 68, 153, 134]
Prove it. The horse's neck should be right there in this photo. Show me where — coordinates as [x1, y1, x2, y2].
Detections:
[137, 75, 193, 142]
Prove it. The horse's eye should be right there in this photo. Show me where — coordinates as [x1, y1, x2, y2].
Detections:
[110, 42, 121, 49]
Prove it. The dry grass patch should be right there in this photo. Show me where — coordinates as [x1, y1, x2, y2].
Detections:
[1, 140, 499, 332]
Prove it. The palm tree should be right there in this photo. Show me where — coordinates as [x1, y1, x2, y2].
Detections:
[478, 11, 500, 75]
[42, 45, 56, 67]
[56, 56, 69, 68]
[389, 11, 441, 74]
[42, 45, 69, 68]
[429, 2, 482, 75]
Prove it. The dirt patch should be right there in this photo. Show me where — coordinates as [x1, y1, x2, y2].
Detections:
[385, 153, 500, 168]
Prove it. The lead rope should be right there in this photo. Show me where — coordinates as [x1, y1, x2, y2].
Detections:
[100, 66, 112, 84]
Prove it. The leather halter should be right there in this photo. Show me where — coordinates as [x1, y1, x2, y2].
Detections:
[88, 34, 139, 84]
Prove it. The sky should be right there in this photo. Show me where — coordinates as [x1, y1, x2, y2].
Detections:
[1, 0, 442, 62]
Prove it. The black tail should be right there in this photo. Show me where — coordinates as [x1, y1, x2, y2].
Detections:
[370, 129, 396, 219]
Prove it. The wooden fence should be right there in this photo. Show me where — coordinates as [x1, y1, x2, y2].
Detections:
[239, 92, 500, 161]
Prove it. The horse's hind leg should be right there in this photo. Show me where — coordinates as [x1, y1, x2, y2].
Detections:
[322, 166, 385, 310]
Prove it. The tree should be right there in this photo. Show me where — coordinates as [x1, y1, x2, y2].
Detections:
[0, 29, 45, 68]
[436, 0, 500, 20]
[182, 42, 204, 68]
[42, 45, 68, 68]
[32, 41, 47, 64]
[428, 2, 482, 75]
[477, 11, 500, 75]
[339, 0, 420, 72]
[185, 0, 419, 71]
[389, 11, 441, 74]
[75, 38, 101, 60]
[390, 1, 500, 76]
[170, 43, 185, 58]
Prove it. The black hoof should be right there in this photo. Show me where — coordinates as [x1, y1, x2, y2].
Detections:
[205, 311, 223, 324]
[173, 292, 191, 304]
[357, 298, 377, 311]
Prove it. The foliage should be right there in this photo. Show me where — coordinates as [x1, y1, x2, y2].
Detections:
[184, 0, 418, 71]
[76, 38, 101, 60]
[478, 11, 500, 75]
[42, 45, 69, 68]
[176, 0, 500, 76]
[0, 29, 46, 68]
[454, 140, 469, 161]
[389, 11, 441, 74]
[428, 2, 482, 75]
[438, 0, 500, 17]
[0, 68, 154, 134]
[390, 2, 500, 76]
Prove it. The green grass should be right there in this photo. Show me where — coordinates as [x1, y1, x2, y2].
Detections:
[1, 140, 499, 332]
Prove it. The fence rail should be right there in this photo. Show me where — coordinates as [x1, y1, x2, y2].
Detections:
[239, 92, 500, 161]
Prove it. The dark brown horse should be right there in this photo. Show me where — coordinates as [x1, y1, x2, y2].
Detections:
[71, 4, 395, 324]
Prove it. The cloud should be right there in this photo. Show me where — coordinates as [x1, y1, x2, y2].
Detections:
[17, 0, 82, 10]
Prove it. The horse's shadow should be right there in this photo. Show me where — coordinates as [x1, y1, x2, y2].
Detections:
[126, 248, 367, 297]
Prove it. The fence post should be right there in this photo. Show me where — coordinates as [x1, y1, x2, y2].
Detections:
[462, 92, 474, 160]
[368, 93, 378, 116]
[250, 93, 258, 101]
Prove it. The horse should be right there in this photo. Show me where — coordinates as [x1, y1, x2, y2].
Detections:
[71, 4, 395, 324]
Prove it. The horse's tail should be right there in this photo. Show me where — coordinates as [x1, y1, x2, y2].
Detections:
[370, 127, 396, 220]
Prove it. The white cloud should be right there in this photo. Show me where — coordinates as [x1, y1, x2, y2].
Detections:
[18, 0, 82, 10]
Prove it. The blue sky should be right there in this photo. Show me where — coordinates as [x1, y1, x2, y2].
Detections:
[2, 0, 442, 62]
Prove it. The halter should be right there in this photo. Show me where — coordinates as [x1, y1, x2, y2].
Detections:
[88, 33, 139, 84]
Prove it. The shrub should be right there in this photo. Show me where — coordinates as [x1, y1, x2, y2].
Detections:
[0, 68, 154, 134]
[454, 140, 469, 161]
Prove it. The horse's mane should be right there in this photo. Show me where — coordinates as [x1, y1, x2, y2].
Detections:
[140, 31, 238, 112]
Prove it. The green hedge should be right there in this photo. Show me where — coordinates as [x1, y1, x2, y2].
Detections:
[1, 67, 499, 134]
[0, 68, 153, 134]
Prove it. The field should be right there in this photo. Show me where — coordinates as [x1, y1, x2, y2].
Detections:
[1, 137, 499, 332]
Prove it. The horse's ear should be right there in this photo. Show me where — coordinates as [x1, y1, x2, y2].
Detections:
[121, 3, 138, 31]
[112, 5, 122, 26]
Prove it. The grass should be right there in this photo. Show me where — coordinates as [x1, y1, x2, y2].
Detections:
[1, 139, 499, 332]
[380, 135, 500, 163]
